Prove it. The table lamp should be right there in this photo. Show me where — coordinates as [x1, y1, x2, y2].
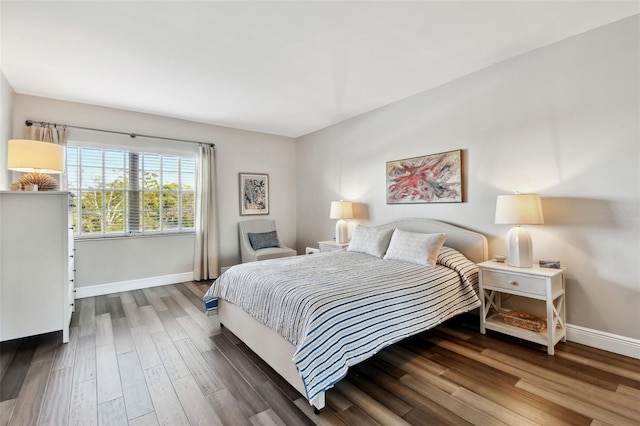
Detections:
[330, 200, 353, 244]
[495, 193, 544, 267]
[7, 139, 65, 190]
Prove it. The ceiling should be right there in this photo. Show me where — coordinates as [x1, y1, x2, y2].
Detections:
[1, 1, 637, 138]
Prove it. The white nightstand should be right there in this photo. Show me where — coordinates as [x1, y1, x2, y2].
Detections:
[478, 260, 566, 355]
[318, 240, 350, 252]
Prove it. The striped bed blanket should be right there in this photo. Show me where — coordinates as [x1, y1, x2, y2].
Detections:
[203, 247, 480, 402]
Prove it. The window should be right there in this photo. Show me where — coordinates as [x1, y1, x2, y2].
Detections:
[67, 145, 196, 237]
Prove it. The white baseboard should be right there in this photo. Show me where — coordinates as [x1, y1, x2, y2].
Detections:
[567, 324, 640, 360]
[75, 272, 194, 299]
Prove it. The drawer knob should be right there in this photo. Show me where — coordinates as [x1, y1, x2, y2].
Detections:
[509, 280, 518, 286]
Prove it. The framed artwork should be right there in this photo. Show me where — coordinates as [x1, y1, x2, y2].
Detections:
[239, 173, 269, 215]
[386, 149, 462, 204]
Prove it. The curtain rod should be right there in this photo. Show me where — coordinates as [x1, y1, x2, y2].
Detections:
[25, 120, 214, 147]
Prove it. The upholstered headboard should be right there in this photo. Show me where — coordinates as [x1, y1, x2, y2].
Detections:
[374, 218, 488, 264]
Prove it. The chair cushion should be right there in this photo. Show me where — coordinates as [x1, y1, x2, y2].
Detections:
[254, 247, 297, 261]
[248, 231, 280, 250]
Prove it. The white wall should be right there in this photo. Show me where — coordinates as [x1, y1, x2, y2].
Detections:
[8, 95, 297, 288]
[297, 17, 639, 340]
[0, 70, 15, 190]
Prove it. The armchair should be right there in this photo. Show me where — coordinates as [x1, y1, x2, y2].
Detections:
[239, 219, 297, 263]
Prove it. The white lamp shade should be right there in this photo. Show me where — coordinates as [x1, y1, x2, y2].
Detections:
[7, 139, 65, 174]
[495, 194, 543, 225]
[329, 201, 353, 219]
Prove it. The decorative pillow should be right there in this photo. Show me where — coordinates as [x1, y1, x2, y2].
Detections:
[347, 226, 394, 258]
[383, 229, 447, 268]
[248, 231, 280, 250]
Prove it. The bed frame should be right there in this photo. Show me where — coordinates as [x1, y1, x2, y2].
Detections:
[218, 218, 488, 410]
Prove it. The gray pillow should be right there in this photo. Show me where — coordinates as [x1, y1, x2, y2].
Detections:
[347, 225, 394, 258]
[248, 231, 280, 250]
[383, 229, 447, 268]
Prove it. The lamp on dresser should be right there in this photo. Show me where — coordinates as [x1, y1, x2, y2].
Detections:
[495, 193, 544, 268]
[330, 200, 353, 244]
[7, 139, 65, 190]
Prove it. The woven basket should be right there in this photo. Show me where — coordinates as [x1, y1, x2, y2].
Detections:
[501, 310, 546, 332]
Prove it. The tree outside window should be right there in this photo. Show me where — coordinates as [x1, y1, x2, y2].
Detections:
[67, 146, 195, 237]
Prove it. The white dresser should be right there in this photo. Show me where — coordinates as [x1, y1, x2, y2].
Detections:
[0, 191, 75, 343]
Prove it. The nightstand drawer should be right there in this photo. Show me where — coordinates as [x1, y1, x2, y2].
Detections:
[318, 240, 349, 252]
[319, 243, 345, 252]
[482, 270, 545, 296]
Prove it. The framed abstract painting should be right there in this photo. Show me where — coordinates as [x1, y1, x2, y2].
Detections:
[386, 149, 463, 204]
[239, 173, 269, 215]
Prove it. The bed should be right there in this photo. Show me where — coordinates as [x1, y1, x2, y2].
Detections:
[204, 218, 488, 410]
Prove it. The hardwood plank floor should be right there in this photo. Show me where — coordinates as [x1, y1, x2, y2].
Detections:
[1, 282, 639, 425]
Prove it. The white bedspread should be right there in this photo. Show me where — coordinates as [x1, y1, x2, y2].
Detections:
[204, 247, 480, 401]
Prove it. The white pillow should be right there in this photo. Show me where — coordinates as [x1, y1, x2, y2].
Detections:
[347, 226, 394, 258]
[383, 229, 447, 268]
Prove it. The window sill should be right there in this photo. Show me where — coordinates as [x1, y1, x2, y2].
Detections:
[74, 231, 195, 242]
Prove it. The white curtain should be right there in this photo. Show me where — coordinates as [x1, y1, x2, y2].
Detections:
[24, 124, 69, 189]
[193, 144, 220, 280]
[24, 124, 68, 146]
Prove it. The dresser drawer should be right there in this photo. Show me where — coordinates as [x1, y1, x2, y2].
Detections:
[481, 270, 545, 296]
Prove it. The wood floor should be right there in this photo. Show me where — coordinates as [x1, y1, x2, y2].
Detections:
[1, 282, 639, 426]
